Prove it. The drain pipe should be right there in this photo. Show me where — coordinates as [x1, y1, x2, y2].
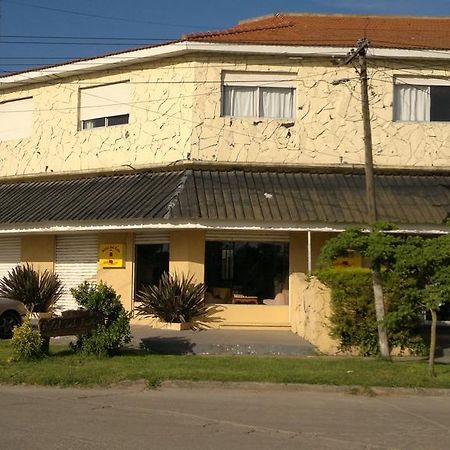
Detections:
[307, 231, 312, 274]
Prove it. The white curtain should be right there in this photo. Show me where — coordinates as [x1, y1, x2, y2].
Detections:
[260, 87, 294, 119]
[394, 84, 430, 121]
[223, 86, 256, 117]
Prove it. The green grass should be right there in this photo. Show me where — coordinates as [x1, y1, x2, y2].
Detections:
[0, 340, 449, 389]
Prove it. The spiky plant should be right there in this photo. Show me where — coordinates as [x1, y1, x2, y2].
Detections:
[0, 263, 63, 312]
[135, 272, 209, 324]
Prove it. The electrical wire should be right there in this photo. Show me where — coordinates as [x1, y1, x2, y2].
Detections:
[2, 0, 210, 29]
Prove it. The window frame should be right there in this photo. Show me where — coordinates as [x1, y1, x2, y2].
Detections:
[221, 71, 296, 120]
[81, 113, 129, 130]
[79, 80, 130, 131]
[393, 76, 450, 123]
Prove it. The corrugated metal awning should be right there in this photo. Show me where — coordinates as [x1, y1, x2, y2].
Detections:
[0, 166, 448, 229]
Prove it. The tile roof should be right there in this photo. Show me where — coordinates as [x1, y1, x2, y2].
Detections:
[0, 167, 448, 229]
[186, 14, 450, 50]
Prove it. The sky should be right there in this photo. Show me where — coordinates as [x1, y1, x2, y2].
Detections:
[1, 0, 449, 74]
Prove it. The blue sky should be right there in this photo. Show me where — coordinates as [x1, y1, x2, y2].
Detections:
[1, 0, 449, 73]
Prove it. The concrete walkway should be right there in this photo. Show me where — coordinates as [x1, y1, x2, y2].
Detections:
[131, 326, 316, 356]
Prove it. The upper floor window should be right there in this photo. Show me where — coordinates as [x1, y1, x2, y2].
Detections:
[394, 77, 450, 122]
[0, 97, 32, 141]
[222, 72, 296, 120]
[79, 81, 130, 130]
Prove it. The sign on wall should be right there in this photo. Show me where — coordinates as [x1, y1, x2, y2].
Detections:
[98, 243, 125, 268]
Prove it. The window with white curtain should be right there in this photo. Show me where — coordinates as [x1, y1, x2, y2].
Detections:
[394, 77, 450, 122]
[222, 72, 295, 119]
[79, 81, 130, 129]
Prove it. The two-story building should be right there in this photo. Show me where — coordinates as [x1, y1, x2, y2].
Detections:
[0, 14, 449, 350]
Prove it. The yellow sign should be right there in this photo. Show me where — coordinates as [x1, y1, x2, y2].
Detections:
[333, 253, 362, 268]
[99, 244, 125, 268]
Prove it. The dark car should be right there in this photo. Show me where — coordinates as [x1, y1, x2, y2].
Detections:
[0, 299, 28, 339]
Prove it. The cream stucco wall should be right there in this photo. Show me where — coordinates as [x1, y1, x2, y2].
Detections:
[21, 235, 55, 272]
[291, 273, 340, 355]
[191, 56, 450, 168]
[97, 232, 134, 311]
[0, 54, 448, 177]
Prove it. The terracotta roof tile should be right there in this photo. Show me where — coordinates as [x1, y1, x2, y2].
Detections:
[186, 14, 450, 50]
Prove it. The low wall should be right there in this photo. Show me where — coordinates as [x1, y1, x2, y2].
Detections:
[132, 304, 290, 330]
[291, 273, 340, 355]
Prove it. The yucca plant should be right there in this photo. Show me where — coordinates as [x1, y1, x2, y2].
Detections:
[0, 263, 63, 312]
[135, 272, 209, 324]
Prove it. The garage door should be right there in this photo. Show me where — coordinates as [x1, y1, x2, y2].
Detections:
[55, 235, 98, 311]
[0, 237, 21, 280]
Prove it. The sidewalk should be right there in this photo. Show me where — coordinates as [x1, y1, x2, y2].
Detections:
[131, 326, 316, 356]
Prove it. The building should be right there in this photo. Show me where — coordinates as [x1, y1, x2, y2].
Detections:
[0, 14, 449, 351]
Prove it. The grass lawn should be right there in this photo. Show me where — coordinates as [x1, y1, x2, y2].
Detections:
[0, 340, 449, 389]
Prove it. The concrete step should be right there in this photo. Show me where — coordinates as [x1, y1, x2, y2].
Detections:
[132, 326, 316, 356]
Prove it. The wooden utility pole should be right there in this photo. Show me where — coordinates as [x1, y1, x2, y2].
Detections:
[344, 39, 390, 359]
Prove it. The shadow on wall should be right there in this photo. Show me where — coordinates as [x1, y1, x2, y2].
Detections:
[190, 304, 225, 330]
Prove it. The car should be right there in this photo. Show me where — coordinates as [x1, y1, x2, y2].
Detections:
[0, 299, 29, 339]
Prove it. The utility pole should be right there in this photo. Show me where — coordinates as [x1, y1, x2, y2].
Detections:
[344, 39, 390, 359]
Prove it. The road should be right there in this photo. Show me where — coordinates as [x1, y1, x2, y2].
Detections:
[0, 383, 449, 449]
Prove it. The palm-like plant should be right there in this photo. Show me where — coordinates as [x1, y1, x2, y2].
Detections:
[135, 272, 209, 324]
[0, 263, 63, 313]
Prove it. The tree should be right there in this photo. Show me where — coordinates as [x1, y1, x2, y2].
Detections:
[319, 230, 450, 372]
[392, 235, 450, 376]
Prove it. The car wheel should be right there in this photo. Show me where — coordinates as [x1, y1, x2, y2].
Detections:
[0, 312, 21, 339]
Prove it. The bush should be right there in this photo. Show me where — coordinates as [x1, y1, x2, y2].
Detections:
[70, 282, 131, 357]
[0, 263, 63, 312]
[11, 318, 44, 361]
[318, 268, 425, 356]
[135, 272, 209, 325]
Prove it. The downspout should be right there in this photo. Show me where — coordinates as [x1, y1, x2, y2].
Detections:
[307, 231, 312, 274]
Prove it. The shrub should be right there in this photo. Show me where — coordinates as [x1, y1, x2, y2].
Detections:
[0, 263, 63, 313]
[70, 282, 131, 357]
[135, 272, 209, 325]
[10, 318, 44, 361]
[318, 268, 425, 356]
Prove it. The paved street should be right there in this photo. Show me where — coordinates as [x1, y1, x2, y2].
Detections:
[1, 384, 449, 449]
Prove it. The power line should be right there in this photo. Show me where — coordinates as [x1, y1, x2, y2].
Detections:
[3, 0, 209, 29]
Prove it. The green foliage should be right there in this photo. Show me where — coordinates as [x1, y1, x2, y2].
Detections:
[317, 268, 425, 356]
[391, 235, 450, 312]
[319, 268, 378, 355]
[0, 263, 63, 312]
[10, 318, 44, 361]
[135, 272, 209, 325]
[70, 282, 131, 357]
[317, 230, 450, 356]
[318, 226, 401, 270]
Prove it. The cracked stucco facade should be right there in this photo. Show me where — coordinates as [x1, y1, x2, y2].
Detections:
[0, 54, 449, 177]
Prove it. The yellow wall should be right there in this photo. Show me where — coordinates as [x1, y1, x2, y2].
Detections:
[97, 232, 134, 311]
[0, 55, 448, 178]
[21, 235, 55, 272]
[311, 232, 339, 271]
[132, 304, 290, 330]
[169, 230, 205, 283]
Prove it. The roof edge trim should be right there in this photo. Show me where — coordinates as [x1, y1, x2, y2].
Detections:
[1, 41, 449, 90]
[0, 220, 447, 236]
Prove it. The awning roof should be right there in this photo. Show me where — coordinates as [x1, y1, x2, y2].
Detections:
[0, 167, 448, 230]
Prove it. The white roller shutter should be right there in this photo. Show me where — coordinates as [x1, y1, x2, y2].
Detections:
[134, 231, 170, 245]
[0, 237, 21, 280]
[206, 230, 289, 242]
[79, 82, 129, 121]
[55, 235, 98, 311]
